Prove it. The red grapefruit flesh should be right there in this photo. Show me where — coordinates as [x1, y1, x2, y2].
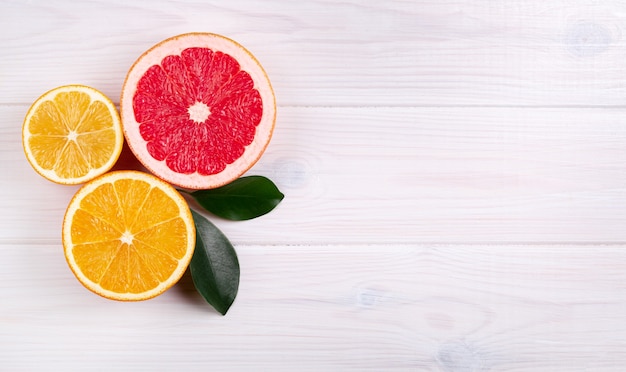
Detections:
[120, 33, 276, 189]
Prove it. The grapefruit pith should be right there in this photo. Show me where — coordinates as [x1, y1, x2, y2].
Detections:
[120, 33, 276, 189]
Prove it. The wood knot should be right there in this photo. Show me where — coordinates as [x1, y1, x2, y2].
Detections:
[436, 340, 487, 372]
[564, 21, 612, 57]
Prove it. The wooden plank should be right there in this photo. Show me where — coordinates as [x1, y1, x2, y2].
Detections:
[2, 0, 626, 106]
[6, 105, 626, 244]
[1, 243, 625, 370]
[4, 1, 626, 370]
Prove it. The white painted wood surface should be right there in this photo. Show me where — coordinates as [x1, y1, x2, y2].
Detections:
[2, 0, 626, 370]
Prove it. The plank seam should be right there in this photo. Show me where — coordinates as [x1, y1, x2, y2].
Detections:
[4, 103, 626, 109]
[6, 239, 626, 247]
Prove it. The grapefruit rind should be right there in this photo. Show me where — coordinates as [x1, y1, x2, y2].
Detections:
[22, 85, 123, 185]
[62, 170, 196, 301]
[120, 32, 276, 190]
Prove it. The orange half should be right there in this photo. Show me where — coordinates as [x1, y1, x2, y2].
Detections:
[22, 85, 123, 185]
[62, 170, 196, 301]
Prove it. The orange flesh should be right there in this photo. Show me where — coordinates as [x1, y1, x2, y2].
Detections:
[27, 91, 118, 180]
[69, 178, 189, 294]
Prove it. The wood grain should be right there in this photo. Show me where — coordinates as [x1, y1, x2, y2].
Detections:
[3, 0, 626, 370]
[2, 0, 626, 107]
[2, 244, 625, 371]
[6, 105, 626, 244]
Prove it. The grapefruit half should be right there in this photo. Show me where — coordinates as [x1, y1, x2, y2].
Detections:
[120, 33, 276, 189]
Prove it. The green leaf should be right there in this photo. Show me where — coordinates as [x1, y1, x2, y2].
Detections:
[189, 210, 240, 315]
[188, 176, 284, 221]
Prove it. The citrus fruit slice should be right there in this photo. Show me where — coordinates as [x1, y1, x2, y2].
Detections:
[62, 170, 196, 301]
[120, 32, 276, 189]
[22, 85, 123, 185]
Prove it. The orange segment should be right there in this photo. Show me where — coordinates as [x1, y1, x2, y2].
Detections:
[134, 218, 191, 260]
[112, 178, 152, 228]
[22, 85, 123, 185]
[133, 187, 181, 231]
[70, 209, 123, 244]
[62, 170, 196, 301]
[72, 241, 123, 283]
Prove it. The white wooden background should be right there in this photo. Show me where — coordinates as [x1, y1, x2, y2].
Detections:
[2, 0, 626, 370]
